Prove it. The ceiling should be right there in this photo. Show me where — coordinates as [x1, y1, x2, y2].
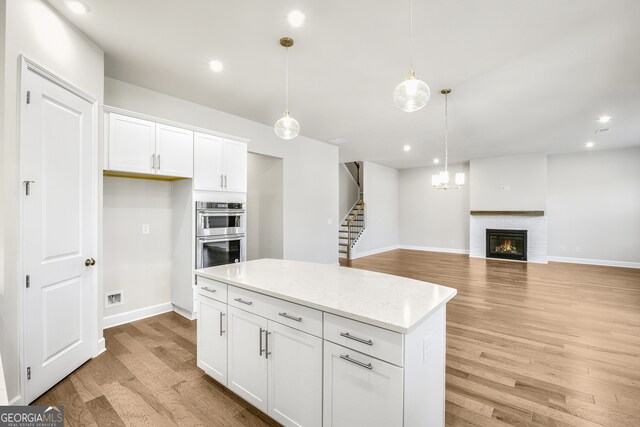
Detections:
[48, 0, 640, 169]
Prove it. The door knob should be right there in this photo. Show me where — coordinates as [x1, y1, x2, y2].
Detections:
[85, 258, 96, 267]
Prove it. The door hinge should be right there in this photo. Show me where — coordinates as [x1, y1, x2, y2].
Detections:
[24, 180, 35, 196]
[26, 275, 30, 288]
[26, 91, 31, 104]
[27, 367, 31, 380]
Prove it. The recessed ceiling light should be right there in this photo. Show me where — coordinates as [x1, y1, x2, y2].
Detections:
[209, 60, 224, 73]
[433, 158, 440, 164]
[585, 142, 595, 148]
[287, 10, 306, 27]
[403, 145, 411, 152]
[598, 115, 611, 123]
[328, 137, 350, 145]
[65, 0, 90, 14]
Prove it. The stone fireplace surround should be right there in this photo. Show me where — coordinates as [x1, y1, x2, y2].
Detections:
[470, 212, 548, 263]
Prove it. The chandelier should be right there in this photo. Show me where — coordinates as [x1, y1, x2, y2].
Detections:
[432, 89, 465, 189]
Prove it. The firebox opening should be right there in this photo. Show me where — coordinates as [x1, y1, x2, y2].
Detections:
[486, 229, 528, 261]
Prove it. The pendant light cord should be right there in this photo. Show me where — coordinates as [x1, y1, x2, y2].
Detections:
[444, 92, 448, 172]
[409, 0, 413, 70]
[285, 47, 289, 114]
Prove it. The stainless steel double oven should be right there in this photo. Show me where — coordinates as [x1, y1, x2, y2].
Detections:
[195, 202, 246, 269]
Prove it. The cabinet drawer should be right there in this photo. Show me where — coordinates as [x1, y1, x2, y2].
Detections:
[197, 276, 227, 303]
[228, 286, 272, 319]
[324, 313, 404, 366]
[228, 286, 323, 337]
[264, 296, 323, 338]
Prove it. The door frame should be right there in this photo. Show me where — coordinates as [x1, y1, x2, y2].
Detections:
[17, 56, 101, 404]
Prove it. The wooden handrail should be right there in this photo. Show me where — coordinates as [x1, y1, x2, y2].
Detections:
[346, 201, 365, 259]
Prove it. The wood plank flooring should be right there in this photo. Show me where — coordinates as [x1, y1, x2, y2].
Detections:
[341, 250, 640, 426]
[33, 250, 640, 426]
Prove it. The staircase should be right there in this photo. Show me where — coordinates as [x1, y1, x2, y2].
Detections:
[339, 197, 365, 259]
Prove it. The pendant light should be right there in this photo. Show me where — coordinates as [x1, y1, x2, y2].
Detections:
[393, 0, 430, 112]
[432, 89, 465, 189]
[274, 37, 300, 140]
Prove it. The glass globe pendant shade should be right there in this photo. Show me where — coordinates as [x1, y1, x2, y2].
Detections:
[393, 69, 430, 112]
[274, 112, 300, 140]
[439, 170, 450, 185]
[455, 172, 465, 186]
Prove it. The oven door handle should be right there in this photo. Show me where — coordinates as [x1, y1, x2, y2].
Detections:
[198, 211, 245, 217]
[198, 235, 245, 243]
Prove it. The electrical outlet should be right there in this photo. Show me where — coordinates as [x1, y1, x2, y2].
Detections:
[142, 224, 150, 234]
[105, 290, 124, 308]
[327, 218, 333, 225]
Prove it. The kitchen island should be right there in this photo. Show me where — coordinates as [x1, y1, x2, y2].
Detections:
[195, 258, 456, 427]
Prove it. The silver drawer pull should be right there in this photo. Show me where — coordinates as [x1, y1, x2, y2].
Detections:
[340, 332, 373, 346]
[278, 312, 302, 322]
[219, 312, 226, 336]
[234, 297, 253, 306]
[201, 287, 216, 293]
[340, 354, 373, 370]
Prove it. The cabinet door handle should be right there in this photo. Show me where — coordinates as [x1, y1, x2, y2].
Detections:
[220, 174, 224, 188]
[234, 298, 253, 306]
[224, 174, 227, 188]
[151, 154, 155, 170]
[340, 354, 373, 370]
[278, 312, 302, 322]
[219, 312, 225, 336]
[157, 154, 161, 170]
[201, 287, 216, 293]
[265, 331, 271, 359]
[340, 332, 373, 346]
[259, 327, 265, 356]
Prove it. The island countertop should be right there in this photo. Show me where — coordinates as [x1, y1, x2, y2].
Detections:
[195, 258, 456, 334]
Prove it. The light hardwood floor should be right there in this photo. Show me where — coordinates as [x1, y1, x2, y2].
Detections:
[33, 250, 640, 426]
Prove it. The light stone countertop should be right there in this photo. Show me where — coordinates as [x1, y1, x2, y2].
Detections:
[195, 259, 457, 334]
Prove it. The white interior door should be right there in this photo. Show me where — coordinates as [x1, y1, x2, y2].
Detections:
[21, 65, 95, 403]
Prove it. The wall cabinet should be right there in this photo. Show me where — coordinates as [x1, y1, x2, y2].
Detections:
[196, 295, 227, 386]
[107, 113, 193, 178]
[194, 132, 247, 192]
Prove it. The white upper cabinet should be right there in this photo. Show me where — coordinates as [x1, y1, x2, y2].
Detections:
[155, 123, 194, 178]
[222, 139, 248, 193]
[194, 132, 247, 193]
[108, 113, 156, 175]
[193, 133, 224, 191]
[106, 112, 193, 179]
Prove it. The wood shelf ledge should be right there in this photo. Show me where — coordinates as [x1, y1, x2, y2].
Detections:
[470, 210, 545, 216]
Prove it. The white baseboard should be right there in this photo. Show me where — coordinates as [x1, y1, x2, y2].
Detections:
[398, 245, 470, 255]
[103, 302, 173, 329]
[95, 337, 106, 356]
[351, 245, 400, 259]
[548, 256, 640, 269]
[172, 304, 196, 320]
[8, 395, 22, 405]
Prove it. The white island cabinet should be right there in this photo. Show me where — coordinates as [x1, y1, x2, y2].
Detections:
[195, 259, 456, 427]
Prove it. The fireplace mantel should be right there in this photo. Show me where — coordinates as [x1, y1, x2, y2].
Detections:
[470, 210, 545, 216]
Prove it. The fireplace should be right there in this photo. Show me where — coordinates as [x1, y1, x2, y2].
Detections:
[486, 229, 527, 261]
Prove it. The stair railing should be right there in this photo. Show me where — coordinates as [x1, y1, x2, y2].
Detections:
[346, 201, 365, 259]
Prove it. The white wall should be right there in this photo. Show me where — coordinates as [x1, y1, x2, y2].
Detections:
[104, 78, 338, 264]
[548, 147, 640, 264]
[103, 177, 173, 317]
[470, 153, 547, 211]
[399, 163, 470, 252]
[353, 162, 399, 255]
[247, 153, 284, 260]
[1, 0, 104, 403]
[339, 163, 359, 221]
